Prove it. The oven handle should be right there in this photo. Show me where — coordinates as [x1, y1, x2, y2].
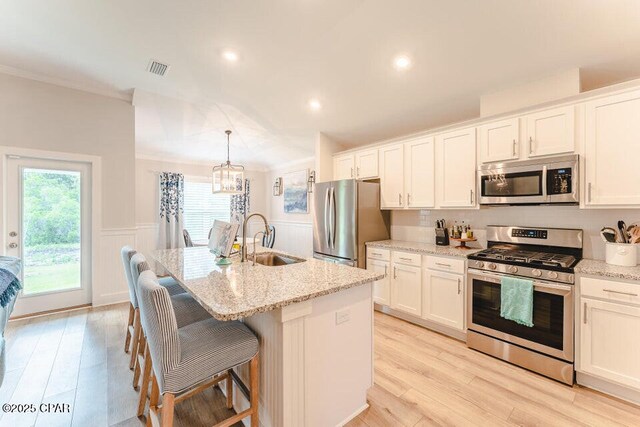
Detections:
[467, 269, 572, 294]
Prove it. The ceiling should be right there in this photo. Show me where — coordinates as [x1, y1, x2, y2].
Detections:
[2, 1, 640, 167]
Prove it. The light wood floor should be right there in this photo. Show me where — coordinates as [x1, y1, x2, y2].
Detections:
[347, 311, 640, 427]
[3, 304, 640, 427]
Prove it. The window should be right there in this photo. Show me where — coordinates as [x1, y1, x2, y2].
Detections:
[183, 179, 231, 242]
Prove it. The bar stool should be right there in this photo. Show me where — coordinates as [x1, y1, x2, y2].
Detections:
[129, 252, 212, 391]
[137, 270, 260, 427]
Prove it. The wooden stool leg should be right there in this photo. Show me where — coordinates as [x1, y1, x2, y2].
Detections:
[147, 373, 160, 427]
[137, 345, 152, 417]
[225, 369, 233, 409]
[250, 355, 259, 427]
[161, 393, 175, 427]
[125, 302, 134, 353]
[129, 310, 141, 370]
[133, 332, 146, 389]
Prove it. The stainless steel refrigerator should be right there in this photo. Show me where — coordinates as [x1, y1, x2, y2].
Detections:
[313, 180, 390, 268]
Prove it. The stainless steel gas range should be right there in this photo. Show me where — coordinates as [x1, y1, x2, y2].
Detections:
[466, 226, 583, 385]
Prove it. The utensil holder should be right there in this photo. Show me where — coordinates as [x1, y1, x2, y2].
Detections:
[605, 243, 638, 267]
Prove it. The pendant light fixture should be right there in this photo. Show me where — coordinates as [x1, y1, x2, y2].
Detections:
[212, 130, 245, 194]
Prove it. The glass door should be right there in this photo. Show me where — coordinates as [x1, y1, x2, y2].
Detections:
[6, 157, 91, 317]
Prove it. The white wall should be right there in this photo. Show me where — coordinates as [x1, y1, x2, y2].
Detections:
[391, 207, 640, 261]
[314, 132, 343, 183]
[0, 72, 136, 307]
[265, 158, 315, 257]
[0, 72, 135, 229]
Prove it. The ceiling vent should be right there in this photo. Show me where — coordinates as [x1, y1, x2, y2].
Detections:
[147, 59, 170, 77]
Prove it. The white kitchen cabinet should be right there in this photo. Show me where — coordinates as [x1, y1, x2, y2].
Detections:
[478, 118, 520, 163]
[379, 144, 404, 208]
[334, 153, 355, 180]
[367, 258, 390, 306]
[405, 136, 435, 208]
[422, 269, 464, 331]
[580, 298, 640, 389]
[355, 149, 379, 179]
[390, 263, 421, 317]
[525, 105, 575, 158]
[438, 127, 477, 208]
[585, 89, 640, 206]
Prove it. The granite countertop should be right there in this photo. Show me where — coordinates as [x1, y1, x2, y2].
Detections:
[366, 240, 483, 258]
[575, 259, 640, 282]
[152, 246, 383, 321]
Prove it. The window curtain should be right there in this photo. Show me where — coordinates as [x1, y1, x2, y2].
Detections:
[230, 179, 250, 225]
[158, 172, 185, 249]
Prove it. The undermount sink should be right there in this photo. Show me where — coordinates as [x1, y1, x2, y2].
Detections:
[254, 252, 306, 266]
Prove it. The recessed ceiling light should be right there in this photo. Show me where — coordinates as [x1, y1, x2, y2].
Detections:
[308, 99, 322, 111]
[222, 50, 239, 62]
[393, 54, 412, 71]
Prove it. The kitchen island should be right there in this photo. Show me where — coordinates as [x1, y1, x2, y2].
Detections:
[153, 246, 382, 427]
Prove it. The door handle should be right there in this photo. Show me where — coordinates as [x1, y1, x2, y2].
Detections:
[384, 265, 388, 277]
[457, 278, 461, 295]
[357, 167, 360, 177]
[529, 137, 533, 154]
[399, 193, 403, 206]
[435, 262, 452, 268]
[325, 187, 331, 248]
[407, 193, 411, 206]
[583, 302, 587, 324]
[8, 243, 17, 249]
[331, 187, 337, 249]
[393, 266, 397, 279]
[512, 139, 517, 157]
[588, 182, 592, 203]
[470, 189, 474, 204]
[351, 168, 354, 178]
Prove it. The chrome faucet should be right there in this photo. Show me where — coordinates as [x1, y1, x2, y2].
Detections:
[241, 212, 271, 262]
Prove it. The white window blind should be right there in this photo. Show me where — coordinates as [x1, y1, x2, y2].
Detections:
[183, 180, 231, 242]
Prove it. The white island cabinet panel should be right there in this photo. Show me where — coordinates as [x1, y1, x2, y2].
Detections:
[585, 89, 640, 206]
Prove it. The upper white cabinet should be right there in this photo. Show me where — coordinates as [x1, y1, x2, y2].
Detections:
[379, 144, 404, 208]
[478, 118, 520, 163]
[437, 127, 477, 208]
[525, 105, 575, 158]
[334, 153, 355, 180]
[405, 136, 435, 208]
[355, 149, 378, 179]
[585, 90, 640, 206]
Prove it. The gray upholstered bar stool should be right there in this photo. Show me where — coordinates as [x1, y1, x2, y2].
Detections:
[137, 270, 260, 427]
[129, 252, 212, 392]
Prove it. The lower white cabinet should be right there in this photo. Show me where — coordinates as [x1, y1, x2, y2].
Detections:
[367, 258, 390, 306]
[580, 297, 640, 390]
[422, 269, 465, 331]
[390, 263, 422, 317]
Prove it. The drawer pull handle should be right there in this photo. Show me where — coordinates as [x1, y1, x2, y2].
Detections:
[399, 257, 413, 261]
[603, 289, 638, 297]
[583, 302, 587, 324]
[457, 278, 461, 295]
[435, 262, 452, 268]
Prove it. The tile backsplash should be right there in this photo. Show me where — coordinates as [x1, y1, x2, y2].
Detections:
[391, 206, 640, 261]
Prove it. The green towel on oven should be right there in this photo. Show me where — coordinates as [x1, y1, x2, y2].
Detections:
[500, 276, 534, 327]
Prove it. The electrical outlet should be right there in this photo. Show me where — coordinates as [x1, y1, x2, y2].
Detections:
[335, 309, 350, 325]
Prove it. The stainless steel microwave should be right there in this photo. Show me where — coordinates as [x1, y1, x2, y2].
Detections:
[478, 154, 579, 205]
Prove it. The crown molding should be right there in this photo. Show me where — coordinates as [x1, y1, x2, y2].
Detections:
[0, 64, 132, 102]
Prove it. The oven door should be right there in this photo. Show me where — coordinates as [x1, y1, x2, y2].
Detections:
[467, 269, 573, 361]
[478, 164, 548, 205]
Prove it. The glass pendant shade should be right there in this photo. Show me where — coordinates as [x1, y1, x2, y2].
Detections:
[212, 130, 245, 194]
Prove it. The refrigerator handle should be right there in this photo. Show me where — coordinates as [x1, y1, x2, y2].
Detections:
[325, 187, 331, 248]
[331, 187, 337, 248]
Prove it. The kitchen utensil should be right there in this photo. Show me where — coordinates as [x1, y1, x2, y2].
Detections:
[629, 226, 640, 244]
[600, 227, 619, 243]
[618, 220, 628, 243]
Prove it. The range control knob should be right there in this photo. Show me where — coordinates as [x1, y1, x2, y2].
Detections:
[548, 271, 559, 280]
[508, 266, 518, 274]
[532, 269, 542, 277]
[475, 261, 485, 268]
[488, 263, 497, 271]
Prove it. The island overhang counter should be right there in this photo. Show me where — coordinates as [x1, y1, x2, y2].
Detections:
[152, 246, 383, 427]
